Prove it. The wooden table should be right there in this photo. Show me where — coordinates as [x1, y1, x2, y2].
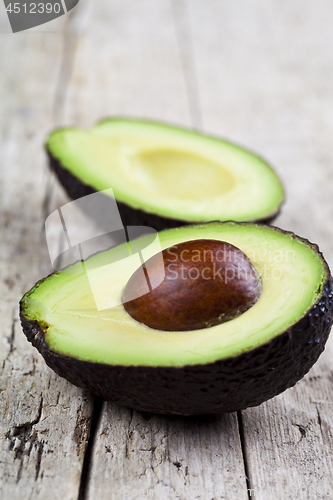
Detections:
[1, 1, 333, 498]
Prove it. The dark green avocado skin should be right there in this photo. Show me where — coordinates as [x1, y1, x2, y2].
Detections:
[47, 153, 281, 231]
[20, 276, 333, 415]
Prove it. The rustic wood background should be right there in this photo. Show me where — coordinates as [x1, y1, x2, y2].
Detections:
[1, 1, 333, 499]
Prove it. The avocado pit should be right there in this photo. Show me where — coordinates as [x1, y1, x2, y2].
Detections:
[122, 239, 262, 331]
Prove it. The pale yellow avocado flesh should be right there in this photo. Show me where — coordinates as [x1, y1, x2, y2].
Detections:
[22, 224, 327, 367]
[46, 119, 284, 222]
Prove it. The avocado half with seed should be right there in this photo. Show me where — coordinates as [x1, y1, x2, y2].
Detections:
[20, 223, 333, 415]
[46, 119, 284, 230]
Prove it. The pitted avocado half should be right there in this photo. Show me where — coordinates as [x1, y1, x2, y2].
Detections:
[46, 119, 284, 230]
[20, 223, 332, 415]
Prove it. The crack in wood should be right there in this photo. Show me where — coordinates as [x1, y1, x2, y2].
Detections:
[3, 309, 17, 369]
[316, 407, 323, 429]
[41, 173, 56, 228]
[78, 397, 103, 500]
[35, 440, 44, 482]
[13, 397, 43, 434]
[41, 6, 82, 226]
[5, 397, 44, 484]
[237, 411, 254, 500]
[74, 405, 92, 458]
[52, 13, 81, 126]
[8, 310, 16, 356]
[125, 409, 134, 460]
[171, 0, 202, 129]
[294, 423, 307, 440]
[22, 357, 37, 377]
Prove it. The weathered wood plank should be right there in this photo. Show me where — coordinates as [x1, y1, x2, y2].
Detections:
[59, 1, 249, 499]
[85, 404, 247, 500]
[242, 351, 333, 500]
[0, 9, 95, 500]
[188, 0, 333, 497]
[63, 0, 191, 127]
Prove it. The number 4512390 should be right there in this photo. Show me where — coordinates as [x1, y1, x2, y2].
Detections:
[5, 3, 62, 14]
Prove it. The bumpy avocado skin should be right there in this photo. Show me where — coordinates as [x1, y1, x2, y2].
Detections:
[20, 275, 333, 416]
[47, 153, 281, 230]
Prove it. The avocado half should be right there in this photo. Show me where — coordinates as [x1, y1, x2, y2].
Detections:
[46, 119, 284, 230]
[20, 223, 332, 415]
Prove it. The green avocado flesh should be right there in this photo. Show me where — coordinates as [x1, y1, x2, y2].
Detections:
[21, 223, 327, 368]
[46, 119, 284, 222]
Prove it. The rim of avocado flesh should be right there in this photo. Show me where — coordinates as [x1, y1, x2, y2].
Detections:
[46, 118, 284, 224]
[20, 223, 330, 368]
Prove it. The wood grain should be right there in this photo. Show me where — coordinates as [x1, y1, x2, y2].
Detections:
[0, 9, 95, 500]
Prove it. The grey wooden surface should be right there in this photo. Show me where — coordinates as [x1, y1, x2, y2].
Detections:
[1, 1, 333, 499]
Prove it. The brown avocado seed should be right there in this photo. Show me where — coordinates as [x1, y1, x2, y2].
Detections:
[122, 239, 262, 332]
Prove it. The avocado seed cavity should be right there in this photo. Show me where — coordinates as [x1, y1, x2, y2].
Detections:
[122, 239, 262, 331]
